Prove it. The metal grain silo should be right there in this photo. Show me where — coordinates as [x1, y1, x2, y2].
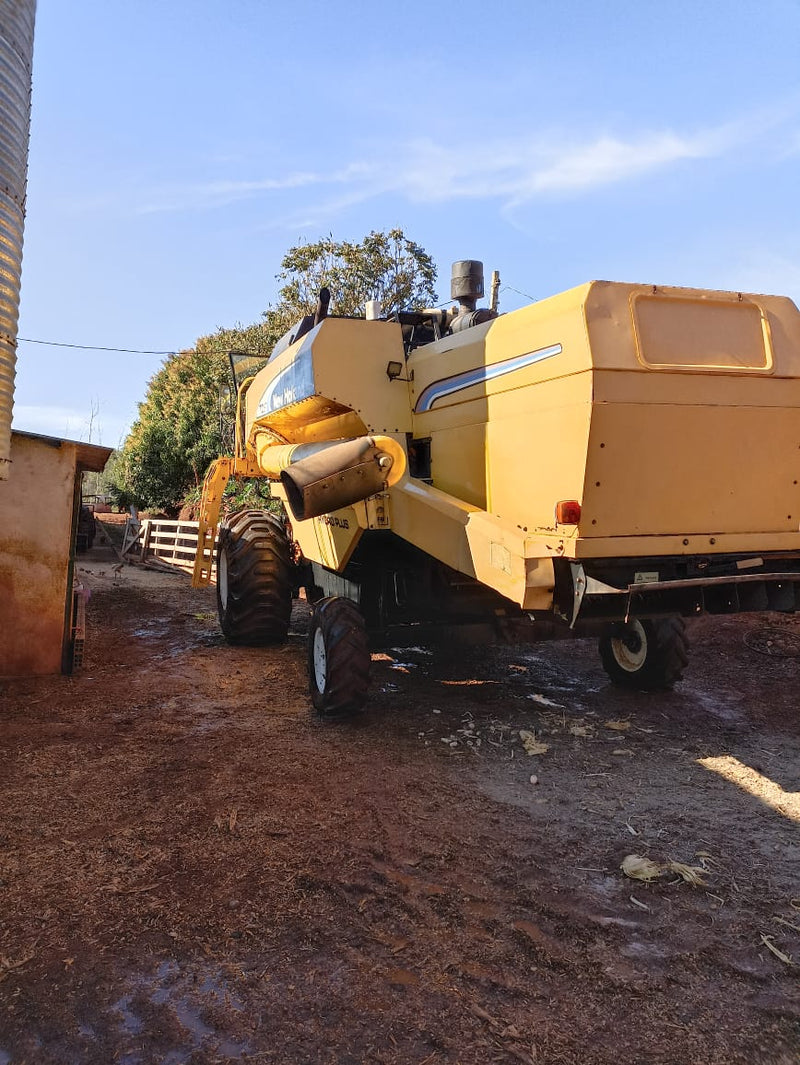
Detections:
[0, 0, 36, 479]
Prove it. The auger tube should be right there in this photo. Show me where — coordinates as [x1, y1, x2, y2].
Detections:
[252, 434, 406, 522]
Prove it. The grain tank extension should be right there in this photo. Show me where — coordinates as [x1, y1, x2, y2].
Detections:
[193, 261, 800, 712]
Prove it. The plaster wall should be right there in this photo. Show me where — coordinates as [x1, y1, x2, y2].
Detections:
[0, 434, 75, 675]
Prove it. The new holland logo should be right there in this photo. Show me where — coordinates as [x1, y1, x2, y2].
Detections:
[414, 343, 563, 413]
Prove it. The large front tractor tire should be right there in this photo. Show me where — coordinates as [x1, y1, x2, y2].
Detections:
[599, 616, 689, 691]
[216, 509, 293, 646]
[308, 597, 370, 716]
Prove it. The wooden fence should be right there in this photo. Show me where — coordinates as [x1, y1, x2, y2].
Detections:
[137, 518, 216, 578]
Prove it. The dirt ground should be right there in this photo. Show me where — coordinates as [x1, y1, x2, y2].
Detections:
[1, 522, 799, 1065]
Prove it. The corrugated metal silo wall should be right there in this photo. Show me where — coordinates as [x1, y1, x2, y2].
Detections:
[0, 0, 36, 479]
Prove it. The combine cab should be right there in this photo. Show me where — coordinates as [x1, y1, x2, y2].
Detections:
[193, 261, 800, 713]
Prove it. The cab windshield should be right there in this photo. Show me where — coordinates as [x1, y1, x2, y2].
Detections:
[229, 351, 270, 392]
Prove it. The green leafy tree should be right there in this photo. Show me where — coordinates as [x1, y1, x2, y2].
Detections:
[115, 324, 268, 512]
[97, 450, 133, 510]
[115, 229, 437, 512]
[264, 228, 438, 343]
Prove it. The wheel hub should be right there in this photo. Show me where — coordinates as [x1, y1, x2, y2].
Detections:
[218, 550, 229, 609]
[313, 627, 328, 692]
[611, 620, 647, 672]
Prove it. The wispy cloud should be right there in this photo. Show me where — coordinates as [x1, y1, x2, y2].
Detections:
[255, 127, 727, 230]
[136, 171, 321, 214]
[136, 163, 372, 214]
[128, 110, 782, 222]
[380, 128, 721, 205]
[511, 132, 710, 197]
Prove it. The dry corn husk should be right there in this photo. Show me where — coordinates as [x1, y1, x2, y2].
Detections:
[622, 854, 709, 887]
[519, 729, 549, 756]
[665, 860, 707, 886]
[621, 855, 662, 881]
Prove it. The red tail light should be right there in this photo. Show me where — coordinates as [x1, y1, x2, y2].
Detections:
[556, 500, 581, 525]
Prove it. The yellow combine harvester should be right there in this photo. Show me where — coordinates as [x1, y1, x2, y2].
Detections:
[193, 260, 800, 713]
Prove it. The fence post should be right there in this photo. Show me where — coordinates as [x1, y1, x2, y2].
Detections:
[139, 519, 152, 561]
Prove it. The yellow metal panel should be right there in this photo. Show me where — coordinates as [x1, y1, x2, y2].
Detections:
[388, 478, 559, 609]
[485, 373, 593, 532]
[314, 321, 411, 433]
[290, 506, 363, 572]
[581, 403, 800, 538]
[430, 422, 488, 508]
[390, 479, 479, 579]
[408, 289, 595, 533]
[246, 319, 410, 445]
[482, 284, 591, 377]
[464, 511, 556, 609]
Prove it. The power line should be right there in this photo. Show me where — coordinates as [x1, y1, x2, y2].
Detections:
[16, 290, 538, 355]
[500, 284, 537, 302]
[16, 336, 261, 357]
[17, 336, 178, 354]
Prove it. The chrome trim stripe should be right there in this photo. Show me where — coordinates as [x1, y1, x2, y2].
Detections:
[414, 343, 562, 413]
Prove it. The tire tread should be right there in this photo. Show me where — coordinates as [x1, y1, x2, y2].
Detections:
[309, 597, 370, 714]
[217, 509, 293, 646]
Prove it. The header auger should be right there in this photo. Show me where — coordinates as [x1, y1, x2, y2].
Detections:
[193, 258, 800, 714]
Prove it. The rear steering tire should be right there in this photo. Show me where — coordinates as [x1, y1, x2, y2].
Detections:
[216, 509, 293, 646]
[599, 616, 689, 690]
[308, 597, 370, 715]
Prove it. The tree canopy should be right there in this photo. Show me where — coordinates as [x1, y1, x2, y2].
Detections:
[264, 228, 437, 342]
[110, 229, 437, 513]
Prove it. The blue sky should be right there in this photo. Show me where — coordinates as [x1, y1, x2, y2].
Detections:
[13, 0, 800, 447]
